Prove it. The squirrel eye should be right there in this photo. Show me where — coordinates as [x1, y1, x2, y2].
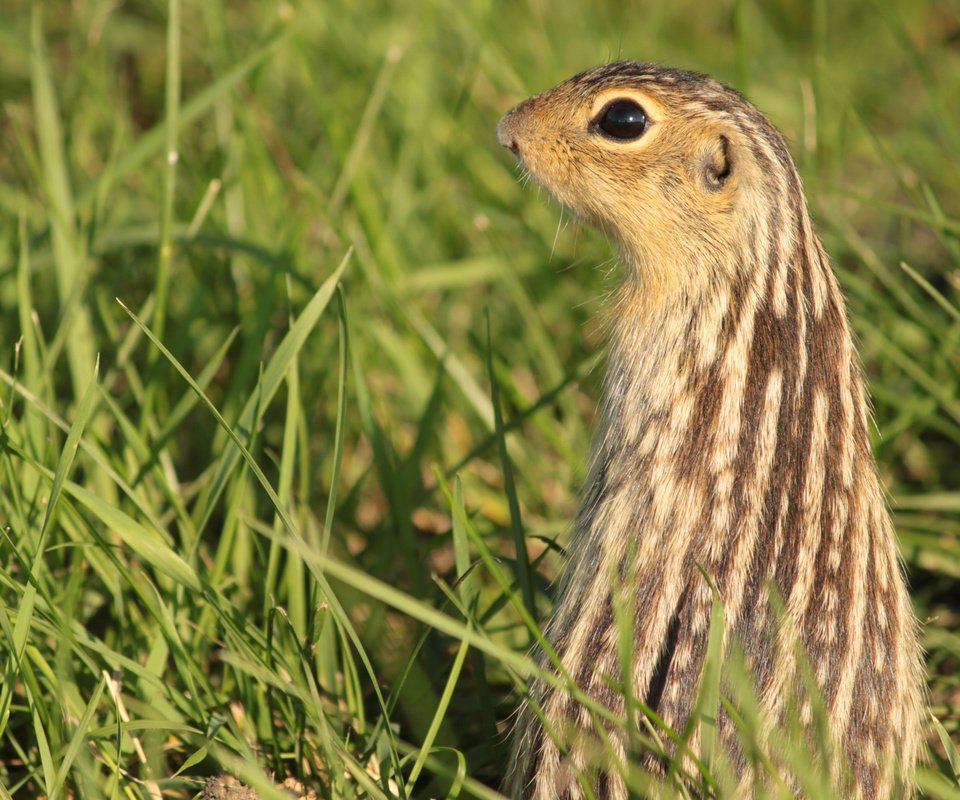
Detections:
[596, 99, 649, 140]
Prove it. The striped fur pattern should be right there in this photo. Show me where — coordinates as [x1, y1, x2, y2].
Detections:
[497, 63, 924, 798]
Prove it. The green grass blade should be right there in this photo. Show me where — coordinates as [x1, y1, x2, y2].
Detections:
[8, 357, 101, 719]
[134, 326, 240, 487]
[34, 355, 100, 573]
[451, 477, 475, 608]
[485, 309, 535, 623]
[900, 261, 960, 322]
[696, 569, 725, 780]
[75, 31, 289, 210]
[32, 709, 56, 799]
[15, 214, 44, 452]
[931, 715, 960, 784]
[64, 480, 200, 591]
[196, 252, 349, 533]
[115, 251, 348, 535]
[329, 46, 402, 214]
[407, 635, 470, 792]
[917, 768, 960, 800]
[29, 6, 95, 399]
[322, 287, 349, 557]
[155, 0, 181, 332]
[51, 674, 106, 799]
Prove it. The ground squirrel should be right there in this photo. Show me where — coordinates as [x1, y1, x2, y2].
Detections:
[497, 62, 924, 799]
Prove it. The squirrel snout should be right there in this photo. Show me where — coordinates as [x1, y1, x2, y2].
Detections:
[497, 100, 535, 155]
[496, 114, 521, 154]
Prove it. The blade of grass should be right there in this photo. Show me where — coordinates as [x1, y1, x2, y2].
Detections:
[407, 636, 470, 792]
[51, 674, 106, 800]
[270, 520, 634, 734]
[433, 466, 563, 675]
[450, 476, 498, 743]
[0, 366, 174, 538]
[155, 0, 181, 336]
[34, 356, 100, 571]
[63, 481, 200, 591]
[175, 249, 349, 534]
[916, 769, 960, 800]
[266, 278, 307, 630]
[321, 287, 349, 558]
[329, 45, 402, 215]
[15, 214, 45, 464]
[856, 315, 960, 425]
[29, 6, 96, 402]
[695, 568, 725, 782]
[74, 32, 290, 211]
[485, 308, 535, 624]
[8, 355, 101, 730]
[900, 261, 960, 322]
[313, 288, 350, 703]
[118, 270, 417, 781]
[133, 326, 240, 488]
[931, 715, 960, 784]
[451, 477, 476, 610]
[31, 710, 56, 799]
[394, 741, 506, 800]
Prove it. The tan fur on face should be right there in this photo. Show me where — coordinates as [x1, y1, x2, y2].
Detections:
[498, 62, 924, 799]
[498, 68, 767, 307]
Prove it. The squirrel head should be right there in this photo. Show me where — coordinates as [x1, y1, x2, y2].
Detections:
[497, 62, 802, 301]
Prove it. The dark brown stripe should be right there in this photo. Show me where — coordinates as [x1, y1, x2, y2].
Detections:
[644, 593, 684, 713]
[735, 253, 804, 669]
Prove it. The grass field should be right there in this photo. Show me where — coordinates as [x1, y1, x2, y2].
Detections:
[2, 0, 960, 797]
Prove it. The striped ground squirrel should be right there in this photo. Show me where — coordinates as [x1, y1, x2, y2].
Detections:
[497, 62, 924, 799]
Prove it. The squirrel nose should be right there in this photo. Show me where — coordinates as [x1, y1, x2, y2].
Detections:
[497, 100, 534, 155]
[496, 116, 520, 153]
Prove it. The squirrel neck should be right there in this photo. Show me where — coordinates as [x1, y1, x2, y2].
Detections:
[547, 209, 898, 720]
[586, 205, 873, 551]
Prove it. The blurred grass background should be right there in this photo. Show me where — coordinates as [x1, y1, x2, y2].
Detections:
[2, 0, 960, 797]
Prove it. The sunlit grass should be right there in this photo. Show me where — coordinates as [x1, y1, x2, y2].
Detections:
[2, 0, 960, 796]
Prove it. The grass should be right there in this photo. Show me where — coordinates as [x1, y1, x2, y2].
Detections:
[2, 0, 960, 796]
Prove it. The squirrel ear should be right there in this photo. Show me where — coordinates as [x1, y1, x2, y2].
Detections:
[702, 134, 732, 190]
